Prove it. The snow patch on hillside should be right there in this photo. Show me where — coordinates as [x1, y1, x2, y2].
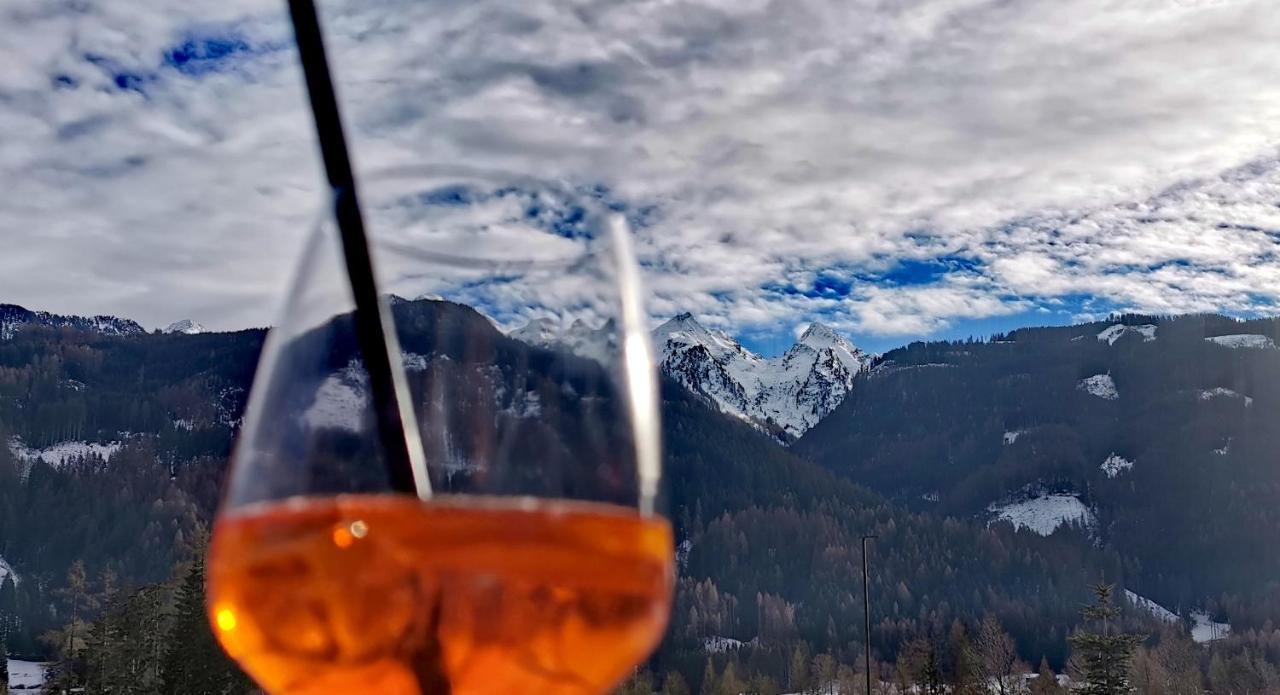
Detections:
[1126, 590, 1179, 624]
[989, 494, 1095, 536]
[1191, 612, 1231, 643]
[402, 352, 430, 371]
[0, 555, 16, 586]
[1199, 387, 1252, 407]
[1097, 324, 1156, 345]
[1100, 453, 1134, 478]
[302, 361, 368, 432]
[7, 437, 122, 468]
[6, 659, 47, 689]
[704, 636, 745, 653]
[1078, 374, 1118, 400]
[1206, 334, 1276, 349]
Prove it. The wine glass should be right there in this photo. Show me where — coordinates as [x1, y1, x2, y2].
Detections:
[206, 166, 670, 695]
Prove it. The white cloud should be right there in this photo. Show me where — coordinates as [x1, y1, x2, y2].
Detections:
[1, 0, 1280, 342]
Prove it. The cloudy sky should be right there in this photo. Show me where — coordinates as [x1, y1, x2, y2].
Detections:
[3, 0, 1280, 353]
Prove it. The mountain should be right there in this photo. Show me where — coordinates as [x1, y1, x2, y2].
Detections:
[0, 303, 143, 340]
[1, 297, 1128, 673]
[163, 319, 206, 334]
[511, 312, 871, 441]
[795, 314, 1280, 636]
[508, 316, 617, 364]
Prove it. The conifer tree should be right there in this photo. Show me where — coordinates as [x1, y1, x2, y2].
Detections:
[1029, 657, 1064, 695]
[159, 552, 250, 695]
[1068, 583, 1142, 695]
[1, 637, 9, 695]
[699, 658, 719, 695]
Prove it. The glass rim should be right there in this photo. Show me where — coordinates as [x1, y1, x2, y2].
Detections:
[313, 163, 630, 272]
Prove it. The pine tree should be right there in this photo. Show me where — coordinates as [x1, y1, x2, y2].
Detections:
[159, 552, 250, 695]
[0, 577, 16, 643]
[1068, 583, 1142, 695]
[1, 637, 9, 695]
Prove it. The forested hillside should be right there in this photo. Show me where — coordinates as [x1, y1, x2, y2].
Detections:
[2, 303, 1278, 692]
[798, 314, 1280, 637]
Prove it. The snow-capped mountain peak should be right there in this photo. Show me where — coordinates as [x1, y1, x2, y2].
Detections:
[508, 316, 616, 363]
[509, 317, 559, 345]
[512, 311, 870, 442]
[164, 319, 206, 335]
[654, 313, 759, 365]
[790, 322, 869, 371]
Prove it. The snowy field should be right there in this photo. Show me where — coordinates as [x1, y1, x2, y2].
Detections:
[703, 636, 746, 653]
[1199, 387, 1253, 407]
[1191, 611, 1232, 643]
[1126, 590, 1180, 624]
[6, 659, 47, 690]
[1100, 453, 1134, 478]
[1206, 334, 1276, 349]
[1125, 590, 1231, 644]
[7, 437, 122, 468]
[302, 361, 369, 432]
[1097, 323, 1157, 345]
[1078, 374, 1118, 400]
[988, 494, 1095, 536]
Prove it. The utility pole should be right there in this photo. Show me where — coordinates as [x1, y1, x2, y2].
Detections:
[862, 534, 877, 695]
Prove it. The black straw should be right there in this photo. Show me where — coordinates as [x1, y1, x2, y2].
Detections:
[286, 0, 420, 496]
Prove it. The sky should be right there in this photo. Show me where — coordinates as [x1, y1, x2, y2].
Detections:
[2, 0, 1280, 355]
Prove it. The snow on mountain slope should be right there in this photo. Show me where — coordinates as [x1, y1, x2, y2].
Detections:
[1100, 453, 1134, 478]
[302, 360, 369, 432]
[510, 317, 618, 364]
[6, 659, 46, 689]
[7, 437, 123, 469]
[163, 319, 206, 334]
[1199, 387, 1253, 407]
[652, 313, 765, 424]
[1126, 590, 1180, 624]
[1191, 611, 1231, 643]
[1078, 374, 1118, 400]
[752, 323, 870, 438]
[988, 494, 1095, 536]
[0, 555, 16, 586]
[1097, 323, 1156, 345]
[0, 303, 143, 339]
[509, 312, 871, 440]
[1206, 334, 1276, 349]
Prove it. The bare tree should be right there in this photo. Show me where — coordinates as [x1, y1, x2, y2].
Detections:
[976, 615, 1020, 695]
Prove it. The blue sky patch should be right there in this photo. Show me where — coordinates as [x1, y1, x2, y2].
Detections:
[876, 256, 981, 286]
[163, 31, 257, 76]
[84, 53, 156, 96]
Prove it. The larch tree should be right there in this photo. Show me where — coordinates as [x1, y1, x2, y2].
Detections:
[976, 614, 1019, 695]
